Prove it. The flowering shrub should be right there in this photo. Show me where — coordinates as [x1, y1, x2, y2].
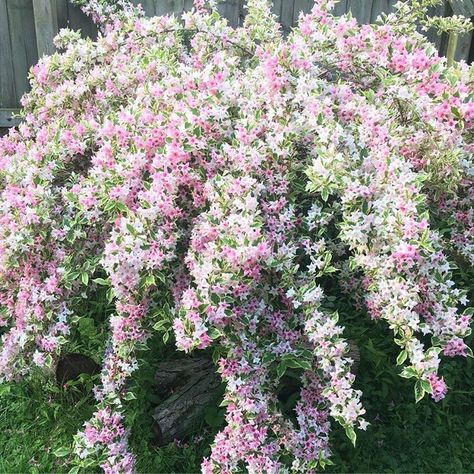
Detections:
[0, 0, 472, 472]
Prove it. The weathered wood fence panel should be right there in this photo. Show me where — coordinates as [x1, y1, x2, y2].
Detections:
[33, 0, 58, 57]
[1, 0, 473, 126]
[2, 0, 38, 109]
[0, 0, 16, 108]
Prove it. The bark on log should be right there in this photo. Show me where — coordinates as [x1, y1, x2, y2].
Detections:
[153, 357, 222, 446]
[154, 357, 218, 396]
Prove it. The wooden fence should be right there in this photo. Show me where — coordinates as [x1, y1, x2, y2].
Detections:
[1, 0, 473, 127]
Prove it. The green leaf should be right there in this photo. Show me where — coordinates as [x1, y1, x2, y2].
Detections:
[115, 202, 128, 213]
[210, 293, 220, 305]
[345, 426, 357, 446]
[80, 272, 89, 285]
[67, 272, 80, 281]
[208, 327, 221, 340]
[396, 350, 408, 365]
[106, 288, 115, 303]
[54, 447, 71, 458]
[153, 320, 169, 331]
[414, 380, 425, 403]
[123, 391, 136, 401]
[282, 356, 312, 371]
[144, 274, 155, 287]
[0, 384, 11, 397]
[78, 318, 95, 337]
[321, 187, 330, 202]
[399, 367, 417, 379]
[155, 271, 166, 284]
[93, 278, 109, 286]
[68, 467, 80, 474]
[277, 361, 287, 378]
[163, 331, 170, 344]
[420, 379, 432, 394]
[204, 407, 225, 428]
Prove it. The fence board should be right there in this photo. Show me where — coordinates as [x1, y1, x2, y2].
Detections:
[0, 108, 21, 127]
[1, 0, 474, 127]
[280, 0, 295, 33]
[333, 0, 348, 17]
[449, 0, 474, 17]
[428, 2, 452, 51]
[155, 0, 184, 16]
[184, 0, 195, 15]
[272, 0, 282, 20]
[293, 0, 311, 24]
[456, 29, 473, 62]
[0, 0, 16, 108]
[347, 0, 372, 23]
[56, 0, 69, 28]
[370, 0, 391, 22]
[218, 0, 241, 27]
[134, 0, 156, 16]
[66, 2, 98, 39]
[33, 0, 58, 57]
[6, 0, 38, 104]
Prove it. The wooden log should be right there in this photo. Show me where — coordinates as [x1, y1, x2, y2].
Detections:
[152, 357, 222, 446]
[154, 357, 217, 396]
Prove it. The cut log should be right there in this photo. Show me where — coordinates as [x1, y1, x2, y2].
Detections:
[154, 357, 218, 396]
[153, 357, 222, 446]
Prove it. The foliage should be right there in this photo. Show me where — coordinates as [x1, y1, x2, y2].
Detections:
[0, 0, 473, 472]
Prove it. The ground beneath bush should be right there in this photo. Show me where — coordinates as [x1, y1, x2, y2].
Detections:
[1, 315, 474, 474]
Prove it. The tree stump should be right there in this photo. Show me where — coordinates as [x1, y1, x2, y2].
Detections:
[56, 353, 101, 385]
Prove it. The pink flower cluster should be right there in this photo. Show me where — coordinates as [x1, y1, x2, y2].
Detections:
[75, 405, 135, 474]
[0, 0, 472, 472]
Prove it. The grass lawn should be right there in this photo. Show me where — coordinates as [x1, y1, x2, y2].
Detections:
[1, 318, 474, 474]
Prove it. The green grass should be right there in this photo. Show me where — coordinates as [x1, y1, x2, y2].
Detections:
[1, 330, 474, 474]
[0, 380, 95, 473]
[329, 326, 474, 473]
[1, 296, 474, 474]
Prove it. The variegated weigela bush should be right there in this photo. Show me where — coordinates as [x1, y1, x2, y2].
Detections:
[0, 0, 473, 472]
